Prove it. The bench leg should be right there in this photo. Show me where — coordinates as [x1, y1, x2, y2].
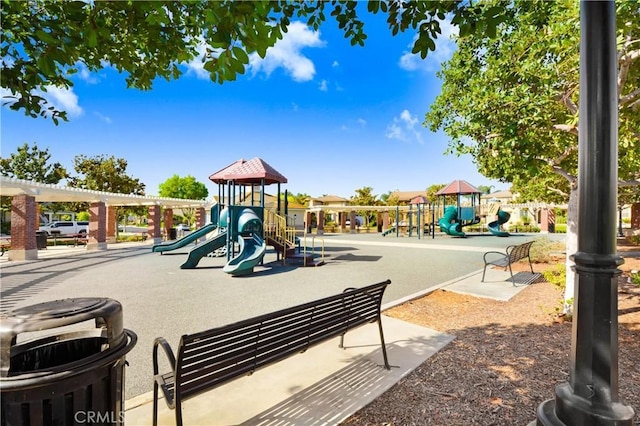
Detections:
[481, 264, 488, 282]
[377, 316, 391, 370]
[152, 381, 159, 426]
[508, 263, 516, 286]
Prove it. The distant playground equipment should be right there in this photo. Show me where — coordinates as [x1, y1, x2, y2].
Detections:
[381, 195, 434, 239]
[436, 180, 482, 238]
[154, 157, 324, 275]
[487, 203, 511, 237]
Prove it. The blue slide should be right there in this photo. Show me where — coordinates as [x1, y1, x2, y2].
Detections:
[152, 223, 217, 253]
[488, 209, 511, 237]
[438, 206, 466, 237]
[180, 230, 227, 269]
[223, 209, 266, 276]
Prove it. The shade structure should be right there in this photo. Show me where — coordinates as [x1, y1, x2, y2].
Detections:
[435, 180, 481, 195]
[209, 157, 287, 186]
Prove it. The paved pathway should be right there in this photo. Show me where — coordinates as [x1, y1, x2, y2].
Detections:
[0, 233, 563, 400]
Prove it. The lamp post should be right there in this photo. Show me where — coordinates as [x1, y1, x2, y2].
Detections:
[535, 2, 635, 424]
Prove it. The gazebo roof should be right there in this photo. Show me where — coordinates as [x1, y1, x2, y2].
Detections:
[209, 157, 287, 185]
[436, 180, 482, 195]
[410, 195, 429, 204]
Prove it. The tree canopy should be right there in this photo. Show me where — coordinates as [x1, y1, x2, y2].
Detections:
[69, 154, 145, 195]
[158, 174, 209, 200]
[425, 0, 640, 204]
[0, 142, 67, 183]
[2, 0, 509, 122]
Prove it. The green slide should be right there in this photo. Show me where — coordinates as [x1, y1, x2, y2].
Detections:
[152, 223, 217, 253]
[223, 234, 266, 276]
[223, 208, 266, 276]
[180, 230, 227, 269]
[488, 209, 511, 237]
[438, 206, 466, 237]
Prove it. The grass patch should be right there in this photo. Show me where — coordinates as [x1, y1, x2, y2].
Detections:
[530, 237, 565, 263]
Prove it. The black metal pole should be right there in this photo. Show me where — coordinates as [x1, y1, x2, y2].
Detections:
[536, 2, 635, 424]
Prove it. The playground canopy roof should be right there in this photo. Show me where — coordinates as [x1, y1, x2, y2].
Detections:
[436, 180, 482, 195]
[208, 157, 287, 185]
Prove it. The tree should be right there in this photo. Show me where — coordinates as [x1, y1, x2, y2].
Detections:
[425, 0, 640, 309]
[0, 142, 67, 183]
[351, 186, 379, 227]
[476, 185, 494, 195]
[2, 0, 510, 122]
[0, 142, 70, 222]
[158, 174, 208, 200]
[69, 154, 146, 228]
[287, 192, 311, 207]
[159, 174, 209, 225]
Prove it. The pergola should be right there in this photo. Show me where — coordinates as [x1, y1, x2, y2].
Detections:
[0, 176, 211, 261]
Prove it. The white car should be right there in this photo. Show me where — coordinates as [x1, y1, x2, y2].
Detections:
[175, 224, 191, 232]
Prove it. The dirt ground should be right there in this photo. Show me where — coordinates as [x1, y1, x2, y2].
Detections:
[342, 240, 640, 425]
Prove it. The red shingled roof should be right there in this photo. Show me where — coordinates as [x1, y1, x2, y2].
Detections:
[209, 157, 287, 185]
[208, 159, 247, 184]
[436, 180, 481, 195]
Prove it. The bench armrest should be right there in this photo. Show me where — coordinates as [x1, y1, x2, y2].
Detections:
[153, 337, 177, 376]
[483, 251, 508, 265]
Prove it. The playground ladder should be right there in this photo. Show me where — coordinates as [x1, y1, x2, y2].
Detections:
[263, 209, 297, 261]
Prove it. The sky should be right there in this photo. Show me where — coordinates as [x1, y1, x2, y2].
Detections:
[1, 11, 505, 201]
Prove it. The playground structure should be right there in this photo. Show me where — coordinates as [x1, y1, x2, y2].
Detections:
[153, 157, 323, 275]
[436, 180, 482, 238]
[486, 203, 511, 237]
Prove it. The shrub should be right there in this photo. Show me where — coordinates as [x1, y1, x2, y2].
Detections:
[554, 223, 567, 233]
[628, 235, 640, 246]
[530, 237, 565, 263]
[542, 263, 566, 291]
[630, 272, 640, 287]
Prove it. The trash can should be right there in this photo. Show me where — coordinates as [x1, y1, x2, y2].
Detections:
[0, 298, 137, 425]
[35, 231, 48, 250]
[169, 228, 177, 240]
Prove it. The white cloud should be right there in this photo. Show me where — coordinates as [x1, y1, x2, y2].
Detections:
[386, 109, 423, 144]
[40, 86, 83, 117]
[319, 79, 328, 91]
[248, 21, 325, 82]
[357, 118, 367, 128]
[399, 19, 458, 73]
[332, 60, 339, 67]
[2, 86, 83, 118]
[76, 63, 99, 84]
[93, 112, 112, 124]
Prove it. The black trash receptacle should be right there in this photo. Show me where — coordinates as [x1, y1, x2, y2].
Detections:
[35, 231, 48, 250]
[0, 298, 137, 426]
[169, 228, 177, 240]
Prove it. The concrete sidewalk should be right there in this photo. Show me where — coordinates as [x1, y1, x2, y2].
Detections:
[123, 267, 535, 426]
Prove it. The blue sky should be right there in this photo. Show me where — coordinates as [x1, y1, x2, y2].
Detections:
[1, 12, 504, 200]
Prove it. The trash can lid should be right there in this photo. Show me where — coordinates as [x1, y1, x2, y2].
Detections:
[0, 298, 124, 349]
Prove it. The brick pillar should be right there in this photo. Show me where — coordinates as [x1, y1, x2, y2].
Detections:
[340, 211, 347, 232]
[106, 206, 117, 243]
[631, 203, 640, 229]
[317, 210, 324, 235]
[305, 211, 313, 234]
[383, 211, 389, 231]
[540, 208, 556, 233]
[195, 207, 205, 228]
[350, 210, 356, 234]
[9, 194, 38, 260]
[377, 212, 383, 232]
[163, 208, 173, 240]
[148, 205, 162, 244]
[88, 201, 107, 250]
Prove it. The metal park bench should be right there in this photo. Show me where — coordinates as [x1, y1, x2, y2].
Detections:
[152, 280, 392, 426]
[482, 241, 536, 285]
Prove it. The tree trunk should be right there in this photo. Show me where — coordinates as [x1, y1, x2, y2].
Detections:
[564, 185, 578, 314]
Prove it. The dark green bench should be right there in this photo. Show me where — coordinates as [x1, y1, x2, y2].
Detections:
[152, 280, 391, 426]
